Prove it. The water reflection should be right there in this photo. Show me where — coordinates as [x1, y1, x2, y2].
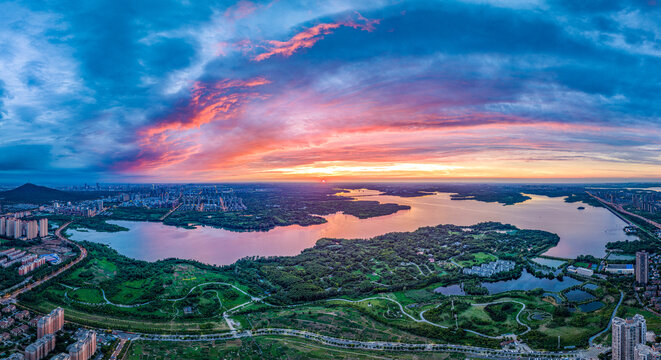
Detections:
[482, 270, 581, 294]
[68, 190, 636, 265]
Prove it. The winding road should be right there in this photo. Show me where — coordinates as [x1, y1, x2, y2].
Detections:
[5, 221, 87, 300]
[329, 296, 531, 340]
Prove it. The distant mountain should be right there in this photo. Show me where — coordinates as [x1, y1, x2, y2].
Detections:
[0, 183, 79, 204]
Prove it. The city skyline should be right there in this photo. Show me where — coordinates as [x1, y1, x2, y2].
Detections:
[1, 0, 661, 183]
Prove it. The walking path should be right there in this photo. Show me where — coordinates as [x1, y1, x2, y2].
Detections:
[588, 290, 624, 346]
[328, 296, 530, 339]
[469, 300, 531, 338]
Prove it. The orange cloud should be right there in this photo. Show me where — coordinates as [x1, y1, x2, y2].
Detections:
[127, 77, 270, 171]
[253, 13, 380, 61]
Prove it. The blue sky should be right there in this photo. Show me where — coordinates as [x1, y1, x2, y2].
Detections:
[1, 0, 660, 183]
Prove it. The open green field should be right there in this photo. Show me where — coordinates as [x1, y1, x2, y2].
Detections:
[125, 337, 465, 360]
[70, 288, 105, 304]
[23, 299, 231, 333]
[242, 305, 430, 343]
[19, 242, 258, 332]
[456, 252, 497, 267]
[618, 305, 661, 333]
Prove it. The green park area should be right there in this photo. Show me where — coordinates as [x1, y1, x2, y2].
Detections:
[125, 337, 465, 360]
[455, 252, 497, 267]
[15, 221, 631, 351]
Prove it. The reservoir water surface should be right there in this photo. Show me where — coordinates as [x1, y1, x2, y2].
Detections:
[68, 190, 636, 265]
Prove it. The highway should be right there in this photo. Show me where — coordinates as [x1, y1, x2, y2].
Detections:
[587, 192, 661, 231]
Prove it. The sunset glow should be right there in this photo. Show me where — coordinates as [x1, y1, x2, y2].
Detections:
[1, 0, 660, 183]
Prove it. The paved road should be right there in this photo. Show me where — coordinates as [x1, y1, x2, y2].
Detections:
[132, 328, 579, 358]
[588, 192, 661, 230]
[5, 221, 87, 300]
[109, 338, 127, 360]
[159, 203, 182, 221]
[330, 296, 533, 340]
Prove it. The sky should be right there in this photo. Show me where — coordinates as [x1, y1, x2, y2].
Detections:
[0, 0, 660, 183]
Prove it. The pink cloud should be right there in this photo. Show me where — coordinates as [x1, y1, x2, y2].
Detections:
[224, 1, 258, 21]
[252, 13, 380, 61]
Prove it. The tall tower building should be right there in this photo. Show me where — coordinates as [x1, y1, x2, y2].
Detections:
[636, 251, 649, 285]
[14, 219, 23, 239]
[39, 218, 48, 237]
[6, 219, 15, 238]
[613, 314, 647, 360]
[67, 330, 96, 360]
[27, 220, 39, 240]
[0, 217, 5, 237]
[24, 333, 56, 360]
[37, 308, 65, 338]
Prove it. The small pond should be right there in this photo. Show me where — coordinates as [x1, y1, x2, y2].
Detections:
[583, 283, 599, 291]
[564, 289, 596, 303]
[578, 301, 605, 312]
[483, 270, 581, 294]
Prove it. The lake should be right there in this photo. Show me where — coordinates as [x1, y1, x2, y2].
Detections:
[68, 190, 637, 265]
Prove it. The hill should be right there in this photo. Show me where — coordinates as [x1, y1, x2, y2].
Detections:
[0, 183, 81, 203]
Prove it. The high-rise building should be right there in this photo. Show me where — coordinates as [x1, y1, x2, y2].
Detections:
[14, 219, 22, 239]
[634, 344, 661, 360]
[37, 308, 64, 339]
[26, 221, 38, 240]
[67, 330, 96, 360]
[39, 218, 48, 238]
[0, 217, 5, 236]
[6, 219, 15, 239]
[613, 314, 647, 360]
[636, 251, 649, 285]
[24, 334, 56, 360]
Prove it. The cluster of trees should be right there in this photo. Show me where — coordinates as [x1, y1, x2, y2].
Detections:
[341, 183, 604, 206]
[69, 218, 129, 233]
[107, 207, 169, 222]
[239, 222, 558, 303]
[484, 302, 515, 322]
[164, 184, 409, 232]
[20, 222, 561, 322]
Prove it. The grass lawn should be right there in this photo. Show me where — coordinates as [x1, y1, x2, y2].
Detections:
[70, 288, 105, 304]
[245, 304, 430, 344]
[456, 252, 497, 267]
[618, 305, 661, 332]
